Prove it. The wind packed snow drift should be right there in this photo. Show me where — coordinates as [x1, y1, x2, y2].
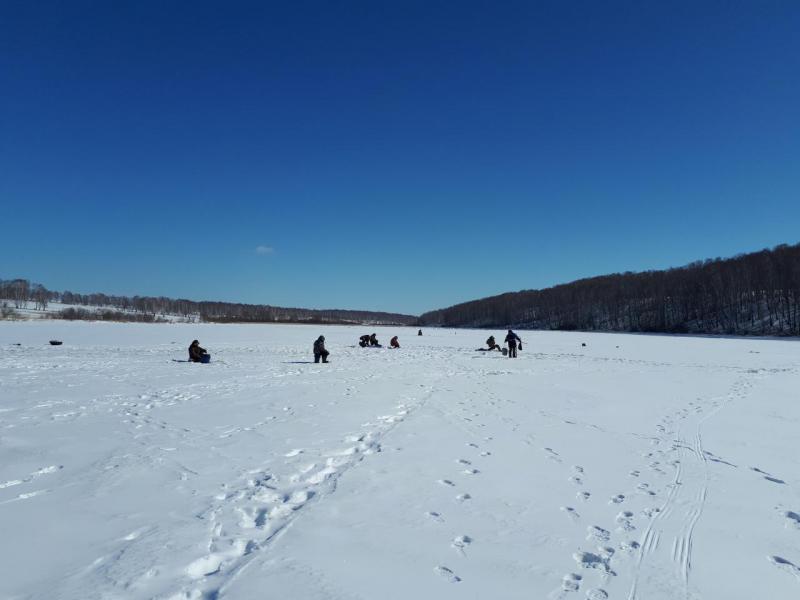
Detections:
[1, 321, 799, 600]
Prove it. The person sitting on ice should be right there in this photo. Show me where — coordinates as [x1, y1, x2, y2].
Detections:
[418, 329, 423, 336]
[390, 336, 400, 348]
[359, 334, 371, 348]
[313, 335, 329, 363]
[504, 329, 522, 358]
[486, 335, 501, 351]
[369, 333, 381, 347]
[188, 339, 208, 362]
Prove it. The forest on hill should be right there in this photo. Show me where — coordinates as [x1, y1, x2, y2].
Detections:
[0, 281, 416, 326]
[419, 243, 800, 336]
[6, 243, 800, 335]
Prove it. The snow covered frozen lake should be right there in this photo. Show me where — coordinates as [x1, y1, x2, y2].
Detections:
[1, 321, 799, 600]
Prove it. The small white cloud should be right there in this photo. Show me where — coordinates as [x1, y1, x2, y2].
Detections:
[255, 245, 274, 255]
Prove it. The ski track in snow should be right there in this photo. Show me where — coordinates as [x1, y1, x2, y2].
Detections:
[625, 377, 754, 600]
[546, 369, 792, 600]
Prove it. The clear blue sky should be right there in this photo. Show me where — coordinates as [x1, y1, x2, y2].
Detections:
[1, 1, 799, 315]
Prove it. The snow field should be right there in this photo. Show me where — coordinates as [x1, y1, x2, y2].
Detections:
[1, 321, 799, 599]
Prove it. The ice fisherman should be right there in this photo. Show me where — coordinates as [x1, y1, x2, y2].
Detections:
[313, 335, 329, 363]
[504, 329, 522, 358]
[486, 335, 501, 352]
[390, 336, 400, 348]
[369, 333, 381, 347]
[359, 334, 371, 348]
[188, 340, 209, 363]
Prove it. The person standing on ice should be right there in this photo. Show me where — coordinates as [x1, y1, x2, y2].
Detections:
[188, 340, 209, 362]
[390, 336, 400, 348]
[313, 335, 329, 363]
[504, 329, 521, 358]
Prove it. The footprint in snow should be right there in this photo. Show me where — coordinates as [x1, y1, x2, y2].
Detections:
[561, 506, 580, 521]
[455, 493, 472, 502]
[585, 588, 608, 599]
[573, 551, 613, 574]
[768, 556, 800, 581]
[452, 535, 473, 554]
[462, 468, 479, 475]
[586, 526, 610, 543]
[784, 511, 800, 529]
[616, 511, 635, 531]
[434, 565, 461, 582]
[561, 573, 582, 591]
[764, 476, 786, 485]
[32, 465, 62, 476]
[456, 459, 471, 465]
[288, 489, 313, 505]
[438, 479, 455, 487]
[577, 491, 591, 501]
[609, 494, 625, 504]
[544, 448, 562, 462]
[426, 511, 444, 522]
[17, 490, 48, 500]
[186, 554, 223, 579]
[636, 482, 655, 496]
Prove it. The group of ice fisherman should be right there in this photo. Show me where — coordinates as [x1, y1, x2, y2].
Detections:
[188, 328, 523, 365]
[479, 330, 523, 357]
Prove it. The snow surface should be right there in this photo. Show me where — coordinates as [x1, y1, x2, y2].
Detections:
[1, 321, 799, 600]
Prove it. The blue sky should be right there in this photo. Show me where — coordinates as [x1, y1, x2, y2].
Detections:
[1, 1, 799, 315]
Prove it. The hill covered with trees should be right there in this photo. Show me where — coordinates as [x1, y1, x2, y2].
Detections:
[0, 280, 416, 326]
[419, 243, 800, 336]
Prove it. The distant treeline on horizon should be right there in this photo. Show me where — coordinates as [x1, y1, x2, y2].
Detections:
[0, 281, 418, 326]
[419, 242, 800, 337]
[4, 242, 800, 336]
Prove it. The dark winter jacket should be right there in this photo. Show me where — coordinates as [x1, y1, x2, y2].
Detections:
[189, 341, 207, 362]
[504, 331, 521, 347]
[314, 337, 326, 354]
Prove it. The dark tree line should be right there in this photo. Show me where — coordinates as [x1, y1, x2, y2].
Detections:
[56, 307, 167, 323]
[0, 279, 417, 326]
[419, 243, 800, 336]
